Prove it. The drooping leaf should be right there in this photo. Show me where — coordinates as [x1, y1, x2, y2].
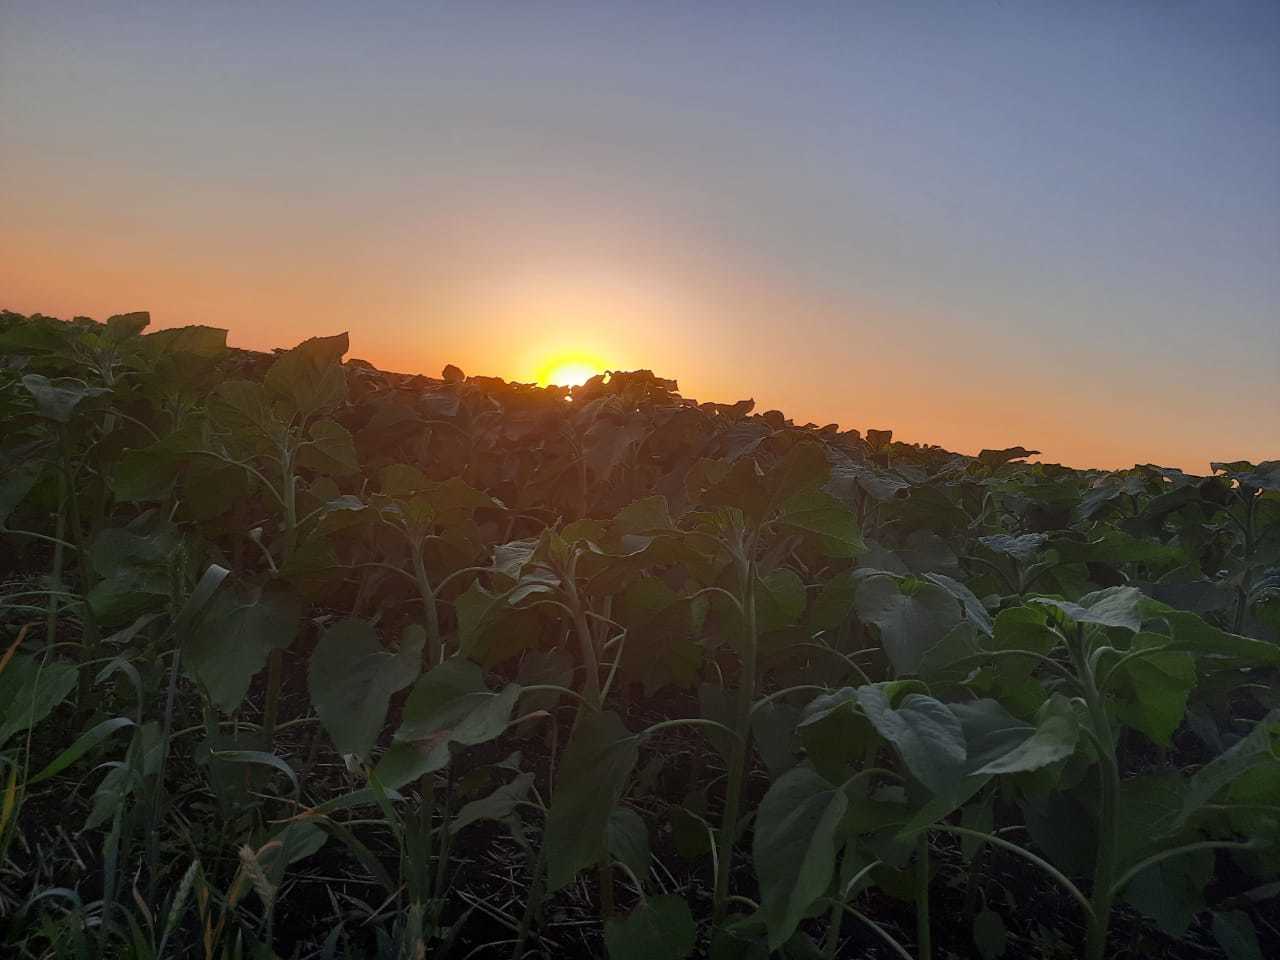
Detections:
[183, 583, 303, 713]
[1031, 586, 1146, 632]
[0, 458, 44, 523]
[855, 574, 962, 675]
[608, 805, 651, 883]
[778, 490, 865, 558]
[1212, 911, 1264, 960]
[970, 695, 1078, 776]
[544, 710, 639, 891]
[450, 771, 534, 834]
[1172, 710, 1280, 832]
[21, 374, 110, 423]
[973, 909, 1008, 960]
[104, 311, 150, 340]
[296, 418, 358, 476]
[856, 686, 966, 795]
[264, 333, 348, 417]
[1123, 848, 1213, 936]
[603, 895, 697, 960]
[1111, 632, 1196, 746]
[141, 324, 228, 357]
[309, 620, 423, 759]
[753, 765, 848, 949]
[0, 656, 78, 747]
[375, 659, 520, 788]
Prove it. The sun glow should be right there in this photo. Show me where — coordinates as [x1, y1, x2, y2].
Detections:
[538, 356, 605, 388]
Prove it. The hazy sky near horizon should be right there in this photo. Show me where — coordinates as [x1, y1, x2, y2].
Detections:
[2, 1, 1277, 471]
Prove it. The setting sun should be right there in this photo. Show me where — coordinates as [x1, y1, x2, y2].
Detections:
[538, 356, 605, 388]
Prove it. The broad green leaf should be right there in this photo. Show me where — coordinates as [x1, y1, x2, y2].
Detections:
[1172, 710, 1280, 832]
[309, 620, 423, 759]
[183, 584, 303, 713]
[988, 606, 1057, 678]
[1140, 600, 1280, 667]
[449, 771, 534, 834]
[104, 311, 150, 339]
[603, 895, 696, 960]
[977, 534, 1046, 563]
[213, 378, 270, 422]
[1031, 586, 1145, 631]
[751, 700, 802, 780]
[21, 374, 110, 422]
[1112, 632, 1195, 746]
[973, 909, 1008, 960]
[141, 324, 228, 356]
[545, 710, 639, 891]
[110, 442, 182, 502]
[895, 696, 1073, 837]
[924, 572, 993, 635]
[1213, 911, 1264, 960]
[614, 495, 673, 534]
[618, 578, 701, 694]
[796, 687, 876, 783]
[810, 570, 858, 631]
[296, 418, 358, 476]
[769, 441, 831, 505]
[753, 765, 847, 949]
[1123, 848, 1213, 936]
[778, 490, 865, 558]
[970, 695, 1078, 776]
[756, 568, 807, 633]
[856, 687, 965, 795]
[0, 458, 44, 523]
[855, 574, 962, 675]
[0, 656, 78, 747]
[608, 805, 651, 883]
[264, 333, 348, 416]
[380, 463, 429, 496]
[375, 659, 520, 788]
[456, 581, 545, 665]
[86, 522, 182, 625]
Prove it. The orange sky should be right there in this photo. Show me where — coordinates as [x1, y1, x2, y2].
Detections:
[3, 3, 1277, 474]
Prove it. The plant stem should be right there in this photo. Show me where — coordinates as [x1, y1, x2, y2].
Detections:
[262, 450, 296, 747]
[713, 552, 757, 923]
[512, 844, 548, 960]
[412, 540, 441, 665]
[60, 428, 100, 715]
[916, 832, 932, 960]
[563, 573, 601, 712]
[1069, 624, 1120, 960]
[46, 479, 67, 650]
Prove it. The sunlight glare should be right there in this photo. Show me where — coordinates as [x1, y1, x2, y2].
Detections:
[539, 357, 604, 388]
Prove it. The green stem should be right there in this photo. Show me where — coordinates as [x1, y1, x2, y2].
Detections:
[511, 844, 548, 960]
[262, 450, 297, 747]
[46, 478, 67, 650]
[1069, 624, 1120, 960]
[412, 540, 442, 665]
[916, 833, 932, 960]
[561, 558, 611, 918]
[563, 573, 601, 711]
[931, 825, 1094, 921]
[1110, 839, 1262, 898]
[60, 428, 100, 713]
[713, 552, 757, 923]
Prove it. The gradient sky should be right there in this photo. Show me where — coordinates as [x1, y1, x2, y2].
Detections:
[2, 1, 1277, 471]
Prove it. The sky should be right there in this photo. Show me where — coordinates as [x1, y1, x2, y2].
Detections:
[2, 1, 1277, 472]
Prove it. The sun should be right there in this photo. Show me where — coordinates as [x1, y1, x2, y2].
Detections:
[537, 354, 606, 388]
